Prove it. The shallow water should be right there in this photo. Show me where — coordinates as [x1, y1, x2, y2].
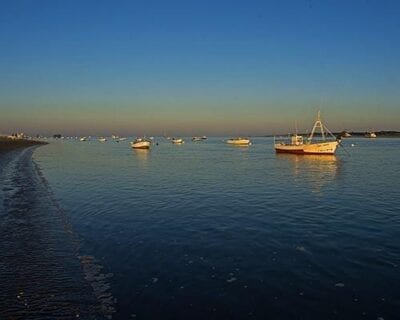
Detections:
[0, 147, 107, 319]
[2, 137, 400, 319]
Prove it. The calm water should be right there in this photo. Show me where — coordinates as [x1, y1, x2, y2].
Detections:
[2, 137, 400, 319]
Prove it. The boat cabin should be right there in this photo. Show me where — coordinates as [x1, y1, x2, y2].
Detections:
[291, 135, 304, 146]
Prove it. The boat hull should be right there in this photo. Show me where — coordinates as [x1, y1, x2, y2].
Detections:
[131, 141, 150, 149]
[226, 139, 250, 145]
[275, 141, 338, 155]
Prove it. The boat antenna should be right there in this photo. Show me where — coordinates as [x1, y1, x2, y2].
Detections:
[309, 110, 326, 141]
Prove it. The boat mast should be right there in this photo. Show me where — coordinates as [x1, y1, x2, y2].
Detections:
[309, 110, 326, 141]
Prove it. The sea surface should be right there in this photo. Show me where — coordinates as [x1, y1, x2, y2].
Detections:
[1, 137, 399, 319]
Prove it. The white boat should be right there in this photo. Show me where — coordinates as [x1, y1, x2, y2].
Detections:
[130, 138, 151, 149]
[365, 131, 377, 138]
[80, 137, 87, 142]
[171, 138, 184, 144]
[274, 111, 339, 155]
[192, 136, 207, 141]
[118, 137, 127, 141]
[111, 134, 119, 140]
[226, 137, 251, 145]
[98, 137, 107, 142]
[341, 131, 352, 137]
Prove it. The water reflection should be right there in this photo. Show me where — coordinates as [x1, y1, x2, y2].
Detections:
[227, 144, 250, 148]
[132, 149, 150, 167]
[276, 154, 339, 193]
[31, 139, 400, 319]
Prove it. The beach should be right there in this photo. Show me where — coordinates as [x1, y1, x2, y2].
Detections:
[0, 137, 48, 153]
[0, 140, 113, 319]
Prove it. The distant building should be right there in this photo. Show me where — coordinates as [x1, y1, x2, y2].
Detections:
[8, 132, 26, 139]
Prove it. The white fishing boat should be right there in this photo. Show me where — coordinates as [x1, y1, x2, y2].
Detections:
[80, 137, 87, 142]
[274, 111, 340, 155]
[111, 134, 119, 140]
[130, 137, 151, 149]
[226, 137, 251, 145]
[118, 137, 127, 141]
[171, 138, 184, 144]
[98, 137, 107, 142]
[365, 131, 377, 138]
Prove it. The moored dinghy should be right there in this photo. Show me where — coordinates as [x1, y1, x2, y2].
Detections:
[130, 137, 151, 149]
[365, 131, 377, 138]
[274, 111, 340, 155]
[171, 138, 184, 144]
[192, 136, 207, 141]
[226, 137, 251, 145]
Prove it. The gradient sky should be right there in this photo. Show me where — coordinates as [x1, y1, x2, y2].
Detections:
[1, 0, 399, 136]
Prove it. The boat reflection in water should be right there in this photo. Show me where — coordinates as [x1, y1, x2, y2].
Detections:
[132, 148, 150, 168]
[276, 154, 340, 193]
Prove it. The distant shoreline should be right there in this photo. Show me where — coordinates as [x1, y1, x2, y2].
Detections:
[0, 137, 48, 154]
[259, 131, 400, 138]
[336, 131, 400, 137]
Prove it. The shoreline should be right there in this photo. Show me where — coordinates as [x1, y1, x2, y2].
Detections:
[0, 140, 112, 318]
[0, 137, 48, 154]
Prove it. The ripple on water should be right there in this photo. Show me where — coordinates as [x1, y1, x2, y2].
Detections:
[30, 138, 400, 319]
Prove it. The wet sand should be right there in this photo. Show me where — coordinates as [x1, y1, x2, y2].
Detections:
[0, 143, 114, 319]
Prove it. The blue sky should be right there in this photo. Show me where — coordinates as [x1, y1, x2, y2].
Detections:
[1, 0, 399, 136]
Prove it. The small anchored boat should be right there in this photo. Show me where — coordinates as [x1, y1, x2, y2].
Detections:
[171, 138, 184, 144]
[130, 137, 151, 149]
[79, 137, 87, 142]
[340, 130, 352, 138]
[365, 131, 377, 138]
[226, 137, 251, 145]
[274, 111, 340, 155]
[98, 137, 107, 142]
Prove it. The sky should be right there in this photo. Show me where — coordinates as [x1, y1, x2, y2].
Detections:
[0, 0, 399, 136]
